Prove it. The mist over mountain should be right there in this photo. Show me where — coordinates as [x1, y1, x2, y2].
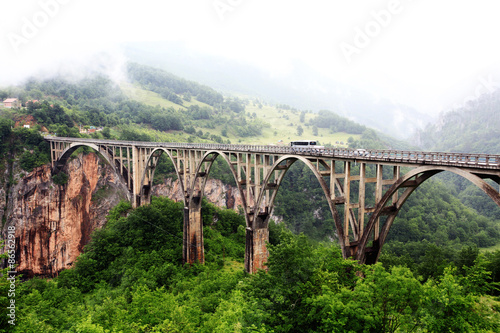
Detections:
[414, 89, 500, 154]
[123, 41, 432, 139]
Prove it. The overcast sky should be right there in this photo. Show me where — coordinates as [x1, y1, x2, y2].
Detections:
[1, 0, 500, 115]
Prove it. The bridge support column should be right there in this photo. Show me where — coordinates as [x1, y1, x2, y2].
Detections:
[132, 145, 141, 208]
[245, 213, 269, 274]
[183, 196, 204, 265]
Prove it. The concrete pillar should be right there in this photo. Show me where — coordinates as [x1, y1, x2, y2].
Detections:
[183, 196, 204, 265]
[245, 213, 269, 273]
[131, 145, 140, 208]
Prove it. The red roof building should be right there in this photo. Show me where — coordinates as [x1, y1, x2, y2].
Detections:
[3, 98, 19, 108]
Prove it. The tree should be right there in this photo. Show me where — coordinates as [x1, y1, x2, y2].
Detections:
[30, 89, 43, 100]
[151, 113, 183, 132]
[101, 127, 111, 139]
[310, 264, 424, 332]
[0, 118, 12, 141]
[421, 267, 496, 332]
[52, 172, 69, 185]
[296, 125, 303, 136]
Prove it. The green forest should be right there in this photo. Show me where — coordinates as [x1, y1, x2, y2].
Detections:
[1, 197, 500, 332]
[0, 64, 500, 331]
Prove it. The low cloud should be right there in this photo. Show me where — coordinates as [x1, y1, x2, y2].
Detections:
[0, 45, 128, 86]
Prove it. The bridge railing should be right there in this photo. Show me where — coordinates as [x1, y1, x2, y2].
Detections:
[44, 137, 500, 169]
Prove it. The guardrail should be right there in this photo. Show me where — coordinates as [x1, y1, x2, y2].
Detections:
[45, 137, 500, 169]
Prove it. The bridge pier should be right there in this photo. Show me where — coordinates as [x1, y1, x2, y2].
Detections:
[245, 213, 270, 273]
[132, 145, 141, 208]
[183, 196, 204, 265]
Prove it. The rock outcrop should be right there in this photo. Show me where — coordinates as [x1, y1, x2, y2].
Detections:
[152, 178, 279, 221]
[151, 178, 251, 211]
[1, 153, 129, 278]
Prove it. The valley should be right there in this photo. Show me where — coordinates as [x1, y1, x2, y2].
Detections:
[0, 62, 499, 332]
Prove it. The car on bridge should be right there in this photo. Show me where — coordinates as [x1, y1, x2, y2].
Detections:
[353, 148, 369, 157]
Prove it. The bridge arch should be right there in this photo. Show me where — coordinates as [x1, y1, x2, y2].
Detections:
[190, 150, 251, 226]
[254, 155, 345, 255]
[139, 148, 186, 206]
[52, 142, 134, 202]
[356, 165, 500, 264]
[53, 143, 114, 173]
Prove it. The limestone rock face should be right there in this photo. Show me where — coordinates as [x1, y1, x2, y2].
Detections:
[151, 178, 251, 211]
[1, 153, 129, 278]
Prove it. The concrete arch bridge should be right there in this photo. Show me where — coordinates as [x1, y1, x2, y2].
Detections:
[45, 137, 500, 273]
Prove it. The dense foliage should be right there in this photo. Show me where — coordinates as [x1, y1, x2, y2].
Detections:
[128, 63, 224, 106]
[309, 109, 366, 134]
[0, 120, 50, 173]
[3, 197, 499, 332]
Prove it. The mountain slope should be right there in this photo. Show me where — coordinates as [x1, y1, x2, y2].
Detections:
[415, 89, 500, 154]
[123, 41, 432, 139]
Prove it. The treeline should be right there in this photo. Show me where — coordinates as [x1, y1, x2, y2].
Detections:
[127, 63, 224, 106]
[309, 109, 366, 134]
[2, 197, 499, 332]
[2, 76, 186, 134]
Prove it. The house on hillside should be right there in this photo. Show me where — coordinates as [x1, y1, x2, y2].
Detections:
[26, 100, 39, 106]
[3, 98, 19, 108]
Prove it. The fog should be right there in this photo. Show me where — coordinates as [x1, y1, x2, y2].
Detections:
[1, 0, 500, 116]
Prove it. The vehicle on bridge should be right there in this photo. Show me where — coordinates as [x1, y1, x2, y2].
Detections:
[354, 148, 369, 157]
[290, 140, 324, 153]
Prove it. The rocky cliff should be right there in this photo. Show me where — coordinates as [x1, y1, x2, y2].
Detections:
[152, 177, 279, 221]
[152, 178, 252, 211]
[1, 153, 129, 278]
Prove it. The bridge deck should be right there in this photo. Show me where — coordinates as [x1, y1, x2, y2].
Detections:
[44, 136, 500, 172]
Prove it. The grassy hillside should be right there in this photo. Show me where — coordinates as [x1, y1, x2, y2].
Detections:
[119, 83, 361, 146]
[242, 103, 359, 145]
[120, 81, 213, 111]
